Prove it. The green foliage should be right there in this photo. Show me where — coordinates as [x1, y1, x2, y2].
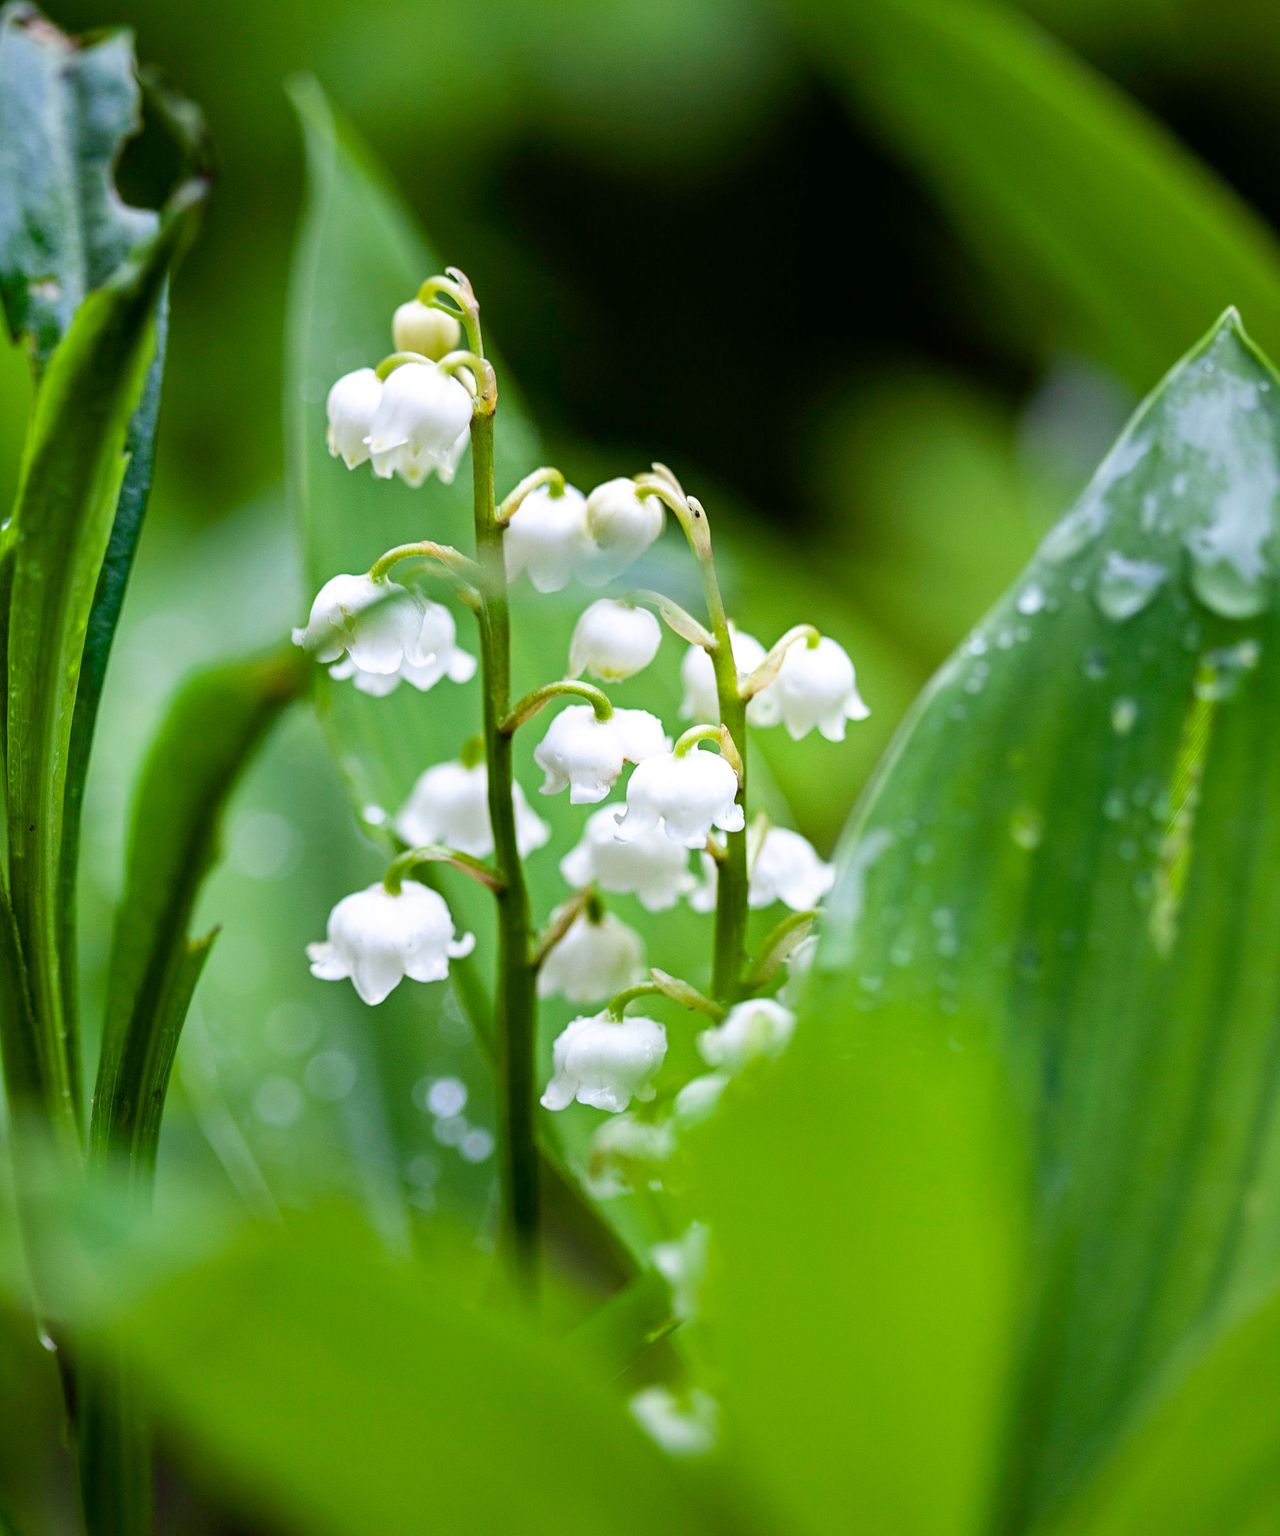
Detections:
[808, 310, 1280, 1527]
[93, 646, 306, 1173]
[86, 1210, 710, 1536]
[3, 181, 201, 1131]
[794, 0, 1280, 387]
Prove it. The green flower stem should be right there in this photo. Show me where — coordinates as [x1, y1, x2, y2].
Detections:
[497, 466, 565, 526]
[641, 475, 751, 1003]
[530, 885, 598, 971]
[605, 972, 724, 1022]
[742, 622, 820, 698]
[501, 680, 613, 735]
[383, 845, 504, 895]
[470, 403, 540, 1285]
[368, 540, 478, 585]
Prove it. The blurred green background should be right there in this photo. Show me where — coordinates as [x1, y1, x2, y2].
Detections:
[6, 0, 1280, 1524]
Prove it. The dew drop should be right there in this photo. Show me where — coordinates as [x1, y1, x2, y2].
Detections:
[1111, 697, 1138, 735]
[1094, 552, 1168, 622]
[1010, 807, 1043, 850]
[1189, 557, 1271, 619]
[1017, 582, 1047, 616]
[1082, 649, 1109, 681]
[1194, 639, 1262, 701]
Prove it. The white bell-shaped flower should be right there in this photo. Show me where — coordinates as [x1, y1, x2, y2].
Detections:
[326, 368, 383, 469]
[541, 1011, 667, 1113]
[560, 806, 696, 911]
[692, 825, 834, 913]
[325, 598, 477, 696]
[673, 1072, 729, 1127]
[569, 600, 661, 682]
[773, 635, 870, 741]
[307, 880, 474, 1006]
[630, 1388, 719, 1459]
[780, 932, 819, 1008]
[653, 1222, 708, 1322]
[534, 705, 666, 805]
[679, 628, 780, 727]
[698, 997, 795, 1073]
[580, 477, 665, 584]
[617, 745, 744, 848]
[391, 299, 461, 360]
[585, 1114, 674, 1199]
[395, 760, 549, 858]
[293, 574, 438, 678]
[366, 362, 473, 486]
[504, 483, 592, 593]
[538, 912, 645, 1003]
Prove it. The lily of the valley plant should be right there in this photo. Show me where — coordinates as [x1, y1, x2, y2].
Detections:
[294, 275, 868, 1275]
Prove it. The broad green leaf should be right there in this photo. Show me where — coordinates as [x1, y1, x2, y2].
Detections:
[814, 310, 1280, 1525]
[3, 180, 203, 1134]
[689, 1003, 1024, 1536]
[84, 1210, 713, 1536]
[0, 9, 187, 1044]
[790, 0, 1280, 386]
[0, 2, 155, 367]
[1040, 1283, 1280, 1536]
[92, 646, 306, 1173]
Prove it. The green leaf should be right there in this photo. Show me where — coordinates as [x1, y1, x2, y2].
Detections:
[92, 646, 306, 1173]
[0, 2, 156, 367]
[1040, 1282, 1280, 1536]
[3, 179, 203, 1134]
[792, 0, 1280, 386]
[85, 1211, 713, 1536]
[689, 1003, 1024, 1536]
[813, 310, 1280, 1526]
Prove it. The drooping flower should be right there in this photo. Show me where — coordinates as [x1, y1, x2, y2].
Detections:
[673, 1072, 729, 1127]
[653, 1221, 708, 1321]
[585, 1114, 675, 1199]
[580, 477, 665, 584]
[504, 483, 593, 593]
[697, 997, 795, 1073]
[366, 361, 473, 486]
[292, 574, 467, 691]
[630, 1388, 719, 1459]
[534, 705, 667, 805]
[569, 600, 661, 682]
[692, 825, 834, 913]
[617, 746, 744, 848]
[538, 911, 645, 1003]
[395, 761, 549, 858]
[307, 881, 474, 1005]
[540, 1011, 667, 1113]
[325, 598, 477, 696]
[560, 806, 696, 911]
[773, 635, 870, 741]
[391, 299, 461, 360]
[679, 628, 780, 727]
[326, 368, 383, 469]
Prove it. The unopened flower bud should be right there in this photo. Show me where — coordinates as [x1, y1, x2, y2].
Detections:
[534, 705, 666, 805]
[652, 1222, 708, 1321]
[569, 600, 661, 682]
[307, 881, 474, 1005]
[617, 746, 744, 848]
[392, 299, 462, 361]
[538, 911, 645, 1003]
[366, 361, 473, 486]
[395, 760, 549, 858]
[774, 635, 870, 741]
[697, 997, 795, 1073]
[581, 477, 665, 584]
[326, 368, 383, 469]
[560, 806, 696, 911]
[630, 1388, 719, 1459]
[585, 1114, 674, 1199]
[541, 1011, 667, 1113]
[504, 484, 593, 593]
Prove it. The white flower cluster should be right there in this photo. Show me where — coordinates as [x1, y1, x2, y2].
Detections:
[299, 287, 871, 1177]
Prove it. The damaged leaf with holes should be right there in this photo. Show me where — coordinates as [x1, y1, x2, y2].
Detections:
[811, 308, 1280, 1527]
